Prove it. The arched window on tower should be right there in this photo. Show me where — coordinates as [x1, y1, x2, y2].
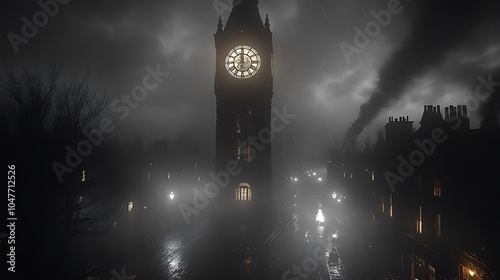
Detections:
[235, 182, 252, 201]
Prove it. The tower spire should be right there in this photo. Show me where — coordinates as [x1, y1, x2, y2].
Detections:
[217, 15, 223, 33]
[225, 0, 264, 33]
[264, 14, 270, 30]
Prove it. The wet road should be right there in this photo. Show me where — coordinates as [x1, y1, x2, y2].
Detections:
[82, 193, 387, 280]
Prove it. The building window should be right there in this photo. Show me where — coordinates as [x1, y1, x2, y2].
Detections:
[236, 138, 241, 160]
[371, 171, 375, 181]
[433, 181, 442, 197]
[381, 200, 385, 213]
[81, 169, 86, 182]
[244, 144, 252, 162]
[247, 110, 253, 132]
[461, 262, 479, 279]
[235, 182, 252, 201]
[417, 206, 423, 233]
[236, 138, 253, 162]
[389, 193, 393, 217]
[428, 264, 436, 280]
[435, 213, 441, 235]
[128, 201, 134, 212]
[236, 113, 241, 134]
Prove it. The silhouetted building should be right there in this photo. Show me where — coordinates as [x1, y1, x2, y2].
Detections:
[385, 116, 413, 150]
[328, 104, 497, 279]
[212, 0, 275, 237]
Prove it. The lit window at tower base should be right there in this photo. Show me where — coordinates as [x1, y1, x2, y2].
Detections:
[235, 182, 252, 201]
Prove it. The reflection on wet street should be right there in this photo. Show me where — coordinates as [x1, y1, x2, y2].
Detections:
[83, 191, 383, 280]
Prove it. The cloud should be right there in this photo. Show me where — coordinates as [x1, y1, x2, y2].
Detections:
[2, 0, 499, 163]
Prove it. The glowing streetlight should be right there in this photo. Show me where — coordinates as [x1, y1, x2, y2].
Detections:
[332, 192, 337, 199]
[169, 191, 175, 200]
[316, 209, 325, 223]
[318, 177, 322, 182]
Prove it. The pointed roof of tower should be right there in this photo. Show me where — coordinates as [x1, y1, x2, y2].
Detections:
[224, 0, 264, 33]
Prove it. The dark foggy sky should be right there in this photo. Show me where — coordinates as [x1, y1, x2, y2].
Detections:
[1, 0, 499, 165]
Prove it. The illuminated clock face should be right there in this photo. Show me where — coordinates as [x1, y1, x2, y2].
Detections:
[225, 45, 261, 79]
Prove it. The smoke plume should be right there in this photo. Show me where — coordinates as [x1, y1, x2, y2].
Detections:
[342, 0, 495, 151]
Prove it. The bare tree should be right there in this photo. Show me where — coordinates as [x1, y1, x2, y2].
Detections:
[2, 64, 108, 138]
[1, 64, 111, 278]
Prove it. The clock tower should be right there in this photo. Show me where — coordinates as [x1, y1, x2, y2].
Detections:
[212, 0, 275, 237]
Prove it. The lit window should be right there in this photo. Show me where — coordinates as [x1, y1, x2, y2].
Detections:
[433, 181, 442, 197]
[147, 171, 150, 182]
[343, 171, 346, 178]
[417, 206, 423, 233]
[428, 265, 436, 280]
[235, 182, 252, 201]
[389, 194, 393, 217]
[236, 138, 241, 160]
[461, 263, 478, 279]
[381, 200, 385, 213]
[128, 201, 134, 212]
[371, 171, 375, 181]
[81, 169, 86, 182]
[236, 113, 241, 134]
[167, 171, 171, 179]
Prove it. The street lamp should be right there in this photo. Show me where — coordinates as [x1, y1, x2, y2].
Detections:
[169, 191, 175, 200]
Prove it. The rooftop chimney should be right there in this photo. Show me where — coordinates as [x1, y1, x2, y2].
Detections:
[450, 105, 456, 117]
